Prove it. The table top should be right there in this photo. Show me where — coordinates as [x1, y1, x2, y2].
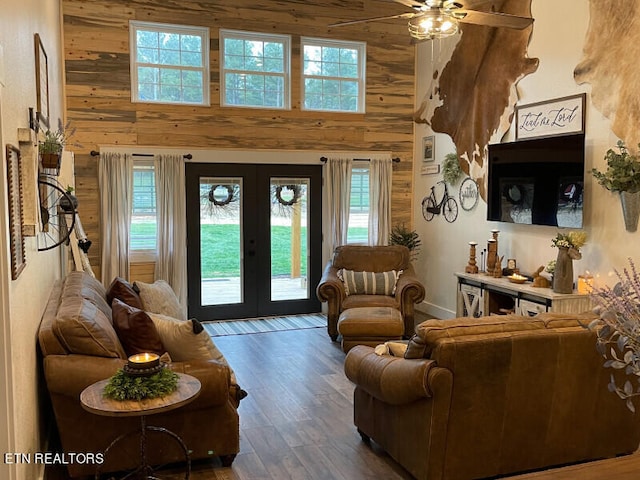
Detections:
[80, 372, 201, 418]
[455, 271, 588, 300]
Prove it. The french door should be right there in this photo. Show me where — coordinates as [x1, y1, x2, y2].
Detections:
[185, 163, 322, 320]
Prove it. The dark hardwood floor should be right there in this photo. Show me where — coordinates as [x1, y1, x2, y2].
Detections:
[46, 322, 640, 479]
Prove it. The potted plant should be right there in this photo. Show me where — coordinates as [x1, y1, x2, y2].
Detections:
[389, 224, 421, 261]
[38, 120, 79, 173]
[592, 140, 640, 232]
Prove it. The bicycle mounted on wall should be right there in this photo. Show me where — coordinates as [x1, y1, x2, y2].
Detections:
[422, 180, 459, 223]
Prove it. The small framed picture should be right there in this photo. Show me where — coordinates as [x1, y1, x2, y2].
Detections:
[422, 135, 435, 162]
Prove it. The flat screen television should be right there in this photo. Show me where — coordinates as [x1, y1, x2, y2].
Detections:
[486, 133, 585, 228]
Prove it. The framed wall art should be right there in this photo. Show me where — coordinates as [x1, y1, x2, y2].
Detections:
[515, 93, 586, 140]
[422, 135, 435, 162]
[34, 33, 50, 128]
[6, 144, 26, 280]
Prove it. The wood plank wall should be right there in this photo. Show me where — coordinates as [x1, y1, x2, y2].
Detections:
[62, 0, 416, 280]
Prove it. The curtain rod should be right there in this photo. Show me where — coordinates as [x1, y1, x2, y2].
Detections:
[90, 150, 193, 160]
[320, 156, 400, 163]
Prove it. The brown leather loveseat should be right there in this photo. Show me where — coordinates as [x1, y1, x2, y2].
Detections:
[316, 245, 425, 340]
[38, 272, 242, 478]
[344, 313, 640, 480]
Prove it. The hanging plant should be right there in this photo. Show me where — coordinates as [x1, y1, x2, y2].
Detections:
[274, 184, 301, 207]
[442, 152, 463, 185]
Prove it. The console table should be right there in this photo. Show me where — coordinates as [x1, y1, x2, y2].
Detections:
[455, 272, 591, 318]
[80, 372, 201, 479]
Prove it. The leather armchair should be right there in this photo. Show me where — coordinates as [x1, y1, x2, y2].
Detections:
[316, 245, 425, 340]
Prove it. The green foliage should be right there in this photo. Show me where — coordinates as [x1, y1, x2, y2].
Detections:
[592, 141, 640, 193]
[442, 152, 463, 185]
[389, 224, 421, 260]
[104, 367, 179, 401]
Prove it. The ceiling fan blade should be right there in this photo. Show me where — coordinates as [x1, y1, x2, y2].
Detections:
[330, 12, 417, 28]
[388, 0, 425, 9]
[456, 10, 534, 29]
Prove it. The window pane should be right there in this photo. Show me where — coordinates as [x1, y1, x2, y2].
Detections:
[131, 21, 208, 105]
[220, 30, 289, 109]
[301, 38, 364, 113]
[347, 166, 369, 244]
[131, 165, 157, 251]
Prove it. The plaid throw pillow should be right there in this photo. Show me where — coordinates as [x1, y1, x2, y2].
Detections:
[338, 269, 402, 296]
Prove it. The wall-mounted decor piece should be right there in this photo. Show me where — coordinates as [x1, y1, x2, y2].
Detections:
[422, 135, 435, 162]
[459, 177, 479, 211]
[515, 93, 586, 140]
[421, 164, 440, 175]
[6, 144, 26, 280]
[34, 33, 50, 128]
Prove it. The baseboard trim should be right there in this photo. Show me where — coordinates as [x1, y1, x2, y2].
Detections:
[416, 301, 456, 320]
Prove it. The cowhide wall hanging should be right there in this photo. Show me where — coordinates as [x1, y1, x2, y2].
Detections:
[574, 0, 640, 151]
[414, 0, 538, 200]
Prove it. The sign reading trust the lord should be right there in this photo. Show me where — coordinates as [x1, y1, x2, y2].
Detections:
[515, 93, 586, 140]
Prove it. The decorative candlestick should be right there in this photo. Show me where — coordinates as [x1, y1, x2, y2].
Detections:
[486, 239, 497, 275]
[465, 241, 479, 273]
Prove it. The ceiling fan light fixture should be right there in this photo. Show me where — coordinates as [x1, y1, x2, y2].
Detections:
[408, 11, 459, 40]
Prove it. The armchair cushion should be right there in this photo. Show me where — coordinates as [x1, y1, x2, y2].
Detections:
[338, 269, 402, 296]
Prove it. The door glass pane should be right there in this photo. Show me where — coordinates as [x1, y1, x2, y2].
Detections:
[199, 177, 243, 305]
[270, 178, 309, 301]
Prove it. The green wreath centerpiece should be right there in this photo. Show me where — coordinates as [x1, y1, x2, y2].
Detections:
[103, 367, 179, 401]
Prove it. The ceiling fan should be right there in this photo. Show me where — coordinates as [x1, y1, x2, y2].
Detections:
[329, 0, 534, 41]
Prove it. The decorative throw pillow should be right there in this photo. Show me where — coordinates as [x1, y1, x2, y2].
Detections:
[111, 299, 165, 357]
[134, 280, 185, 320]
[338, 269, 402, 296]
[148, 313, 238, 385]
[106, 277, 144, 309]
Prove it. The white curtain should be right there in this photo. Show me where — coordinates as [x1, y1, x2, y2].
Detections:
[154, 154, 188, 316]
[98, 152, 133, 285]
[368, 157, 393, 246]
[325, 157, 353, 254]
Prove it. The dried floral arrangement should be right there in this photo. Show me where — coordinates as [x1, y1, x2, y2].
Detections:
[588, 257, 640, 412]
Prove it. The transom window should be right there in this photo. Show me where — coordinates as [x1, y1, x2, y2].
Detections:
[302, 38, 366, 113]
[129, 21, 210, 105]
[220, 29, 291, 109]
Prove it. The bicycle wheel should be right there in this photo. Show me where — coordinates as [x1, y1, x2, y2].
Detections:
[422, 195, 436, 221]
[38, 178, 77, 251]
[443, 197, 458, 223]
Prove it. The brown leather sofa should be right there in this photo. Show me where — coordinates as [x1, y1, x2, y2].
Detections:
[316, 245, 426, 340]
[344, 313, 640, 480]
[38, 272, 241, 478]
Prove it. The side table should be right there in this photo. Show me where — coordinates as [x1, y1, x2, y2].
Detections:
[80, 372, 201, 480]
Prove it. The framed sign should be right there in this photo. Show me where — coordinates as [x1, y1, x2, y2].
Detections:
[515, 93, 585, 140]
[6, 144, 26, 280]
[34, 33, 50, 128]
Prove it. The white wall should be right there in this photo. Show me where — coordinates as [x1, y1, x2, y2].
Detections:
[0, 1, 65, 479]
[413, 0, 639, 318]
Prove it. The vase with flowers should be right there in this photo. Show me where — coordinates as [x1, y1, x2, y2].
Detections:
[551, 231, 587, 293]
[588, 257, 640, 412]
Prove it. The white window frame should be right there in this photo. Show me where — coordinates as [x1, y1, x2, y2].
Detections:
[129, 20, 210, 106]
[301, 37, 366, 114]
[219, 29, 291, 110]
[130, 159, 157, 262]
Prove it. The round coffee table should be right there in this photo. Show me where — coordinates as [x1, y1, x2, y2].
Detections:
[80, 372, 201, 479]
